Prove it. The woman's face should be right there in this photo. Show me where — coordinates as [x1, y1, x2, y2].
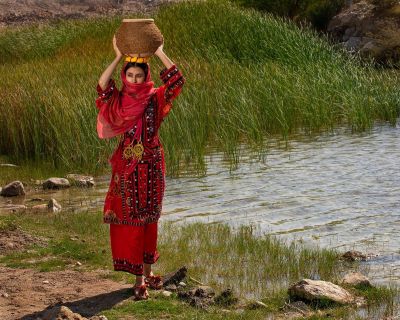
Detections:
[125, 66, 145, 84]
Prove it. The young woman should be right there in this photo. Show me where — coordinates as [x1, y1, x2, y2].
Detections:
[96, 35, 184, 300]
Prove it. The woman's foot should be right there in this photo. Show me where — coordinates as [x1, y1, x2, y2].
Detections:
[144, 273, 163, 290]
[133, 283, 149, 300]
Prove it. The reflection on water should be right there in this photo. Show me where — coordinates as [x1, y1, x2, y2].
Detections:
[1, 123, 399, 285]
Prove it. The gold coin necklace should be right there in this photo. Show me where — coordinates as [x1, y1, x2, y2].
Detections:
[123, 140, 144, 161]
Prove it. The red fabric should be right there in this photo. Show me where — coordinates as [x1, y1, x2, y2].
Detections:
[98, 64, 185, 227]
[96, 62, 156, 139]
[110, 222, 159, 275]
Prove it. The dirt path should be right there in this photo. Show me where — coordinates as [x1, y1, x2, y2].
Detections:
[0, 0, 179, 28]
[0, 266, 133, 319]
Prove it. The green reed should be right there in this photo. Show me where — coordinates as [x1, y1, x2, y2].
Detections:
[0, 0, 399, 175]
[1, 211, 398, 319]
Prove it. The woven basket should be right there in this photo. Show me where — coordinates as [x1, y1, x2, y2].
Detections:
[115, 19, 163, 57]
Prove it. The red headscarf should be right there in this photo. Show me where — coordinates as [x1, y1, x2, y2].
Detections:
[96, 62, 157, 139]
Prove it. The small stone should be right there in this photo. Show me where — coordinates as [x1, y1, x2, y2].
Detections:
[195, 285, 215, 297]
[5, 242, 15, 249]
[29, 197, 45, 202]
[32, 204, 49, 212]
[43, 280, 50, 284]
[76, 261, 82, 266]
[0, 181, 25, 197]
[342, 272, 372, 287]
[66, 174, 95, 188]
[42, 178, 70, 190]
[2, 292, 9, 298]
[4, 204, 27, 212]
[165, 284, 177, 292]
[162, 290, 172, 297]
[178, 281, 187, 287]
[48, 198, 62, 212]
[70, 237, 79, 241]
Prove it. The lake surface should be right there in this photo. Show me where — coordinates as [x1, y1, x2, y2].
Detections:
[1, 123, 399, 285]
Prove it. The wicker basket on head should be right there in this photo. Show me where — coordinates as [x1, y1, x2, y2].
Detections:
[115, 19, 163, 58]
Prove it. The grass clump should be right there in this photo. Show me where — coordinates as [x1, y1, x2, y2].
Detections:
[0, 210, 398, 319]
[0, 1, 399, 175]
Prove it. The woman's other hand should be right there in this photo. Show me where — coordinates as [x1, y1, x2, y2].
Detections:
[113, 35, 123, 58]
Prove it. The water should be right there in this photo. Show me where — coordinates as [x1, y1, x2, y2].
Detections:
[1, 123, 399, 285]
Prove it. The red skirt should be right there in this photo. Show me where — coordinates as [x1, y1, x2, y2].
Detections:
[110, 222, 159, 275]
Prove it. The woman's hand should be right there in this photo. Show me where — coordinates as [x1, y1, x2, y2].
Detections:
[113, 35, 123, 58]
[154, 37, 164, 57]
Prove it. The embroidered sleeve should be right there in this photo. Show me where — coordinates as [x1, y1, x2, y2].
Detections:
[159, 65, 185, 118]
[159, 65, 185, 104]
[96, 79, 116, 104]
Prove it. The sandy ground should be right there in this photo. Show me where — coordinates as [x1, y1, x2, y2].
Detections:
[0, 227, 137, 319]
[0, 266, 133, 320]
[0, 0, 180, 28]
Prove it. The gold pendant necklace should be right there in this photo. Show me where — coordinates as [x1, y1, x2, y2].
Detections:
[123, 140, 144, 160]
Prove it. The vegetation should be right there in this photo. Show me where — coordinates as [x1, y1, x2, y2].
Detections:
[229, 0, 346, 30]
[0, 210, 398, 319]
[0, 0, 399, 176]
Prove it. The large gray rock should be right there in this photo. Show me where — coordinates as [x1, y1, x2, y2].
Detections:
[42, 177, 70, 189]
[288, 279, 355, 305]
[0, 181, 25, 197]
[342, 272, 372, 287]
[66, 174, 95, 188]
[328, 0, 400, 66]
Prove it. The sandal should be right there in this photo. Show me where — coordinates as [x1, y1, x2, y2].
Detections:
[133, 283, 149, 300]
[144, 274, 163, 290]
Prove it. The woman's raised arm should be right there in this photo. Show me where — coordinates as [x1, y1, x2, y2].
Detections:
[98, 35, 123, 91]
[154, 40, 174, 69]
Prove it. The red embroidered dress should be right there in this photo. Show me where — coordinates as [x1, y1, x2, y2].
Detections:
[96, 65, 185, 227]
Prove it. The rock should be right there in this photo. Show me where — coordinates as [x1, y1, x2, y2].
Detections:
[42, 177, 70, 190]
[2, 292, 9, 298]
[48, 198, 62, 212]
[43, 280, 50, 284]
[28, 197, 45, 202]
[178, 285, 215, 309]
[32, 204, 49, 212]
[342, 272, 372, 287]
[3, 204, 27, 212]
[327, 0, 400, 66]
[66, 174, 95, 188]
[214, 288, 238, 306]
[288, 279, 355, 305]
[164, 284, 177, 291]
[56, 307, 87, 319]
[31, 199, 61, 213]
[76, 261, 82, 266]
[178, 281, 187, 287]
[194, 286, 215, 298]
[162, 266, 187, 286]
[0, 181, 25, 197]
[162, 290, 172, 297]
[342, 250, 367, 261]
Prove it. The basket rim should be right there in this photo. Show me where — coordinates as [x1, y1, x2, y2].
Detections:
[121, 18, 154, 22]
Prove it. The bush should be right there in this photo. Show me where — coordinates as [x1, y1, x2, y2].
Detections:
[230, 0, 346, 30]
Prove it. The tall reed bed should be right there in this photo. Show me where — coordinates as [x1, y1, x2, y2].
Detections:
[0, 0, 399, 175]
